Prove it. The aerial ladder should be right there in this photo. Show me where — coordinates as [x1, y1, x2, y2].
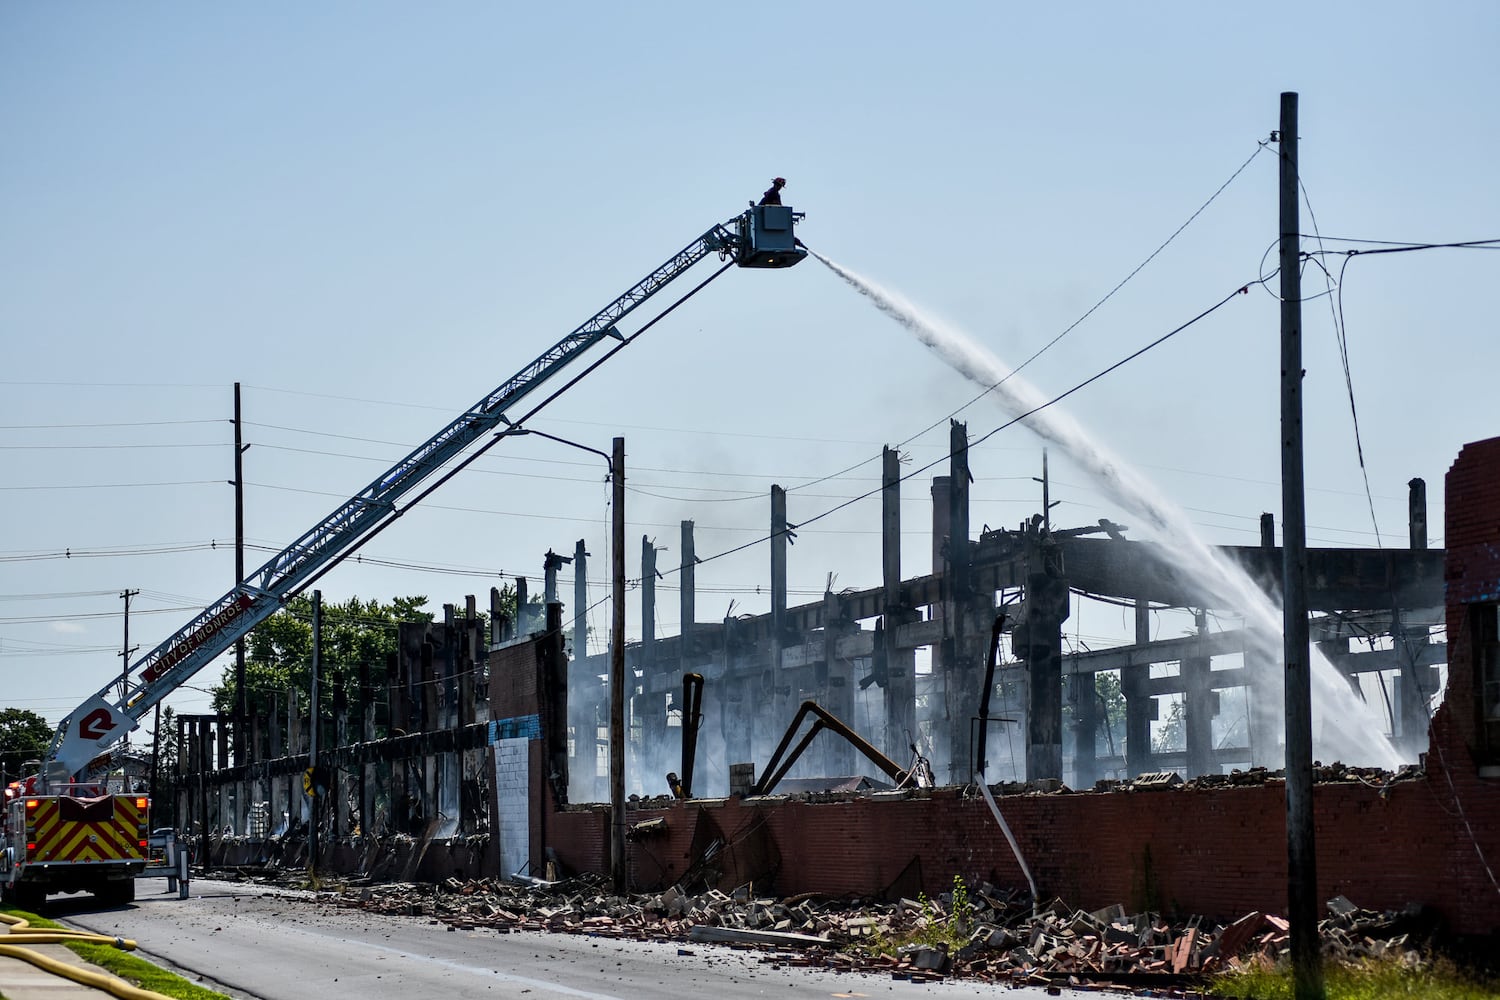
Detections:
[3, 200, 805, 904]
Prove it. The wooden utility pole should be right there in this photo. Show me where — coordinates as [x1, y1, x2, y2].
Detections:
[119, 589, 140, 700]
[233, 382, 248, 766]
[1278, 90, 1324, 1000]
[609, 437, 626, 894]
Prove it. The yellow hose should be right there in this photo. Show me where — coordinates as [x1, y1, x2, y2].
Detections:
[0, 911, 174, 1000]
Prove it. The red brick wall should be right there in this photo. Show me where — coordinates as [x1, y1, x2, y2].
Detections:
[537, 439, 1500, 936]
[488, 642, 541, 720]
[547, 775, 1493, 931]
[1435, 436, 1500, 932]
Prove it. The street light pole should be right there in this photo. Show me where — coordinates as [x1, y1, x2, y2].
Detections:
[502, 426, 628, 893]
[610, 436, 627, 894]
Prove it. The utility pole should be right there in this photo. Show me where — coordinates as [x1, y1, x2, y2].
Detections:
[233, 382, 249, 767]
[609, 437, 626, 894]
[309, 589, 321, 879]
[119, 589, 140, 702]
[1278, 90, 1324, 1000]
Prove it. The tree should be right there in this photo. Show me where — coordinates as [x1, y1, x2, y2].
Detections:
[1153, 697, 1186, 753]
[0, 707, 53, 779]
[1060, 672, 1129, 757]
[151, 705, 178, 780]
[210, 595, 436, 722]
[1093, 671, 1128, 755]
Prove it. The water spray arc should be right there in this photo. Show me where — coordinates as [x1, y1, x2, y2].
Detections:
[810, 251, 1404, 770]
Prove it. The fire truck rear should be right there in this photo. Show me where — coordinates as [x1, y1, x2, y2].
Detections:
[1, 782, 148, 911]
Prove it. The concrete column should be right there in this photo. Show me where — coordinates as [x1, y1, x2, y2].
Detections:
[332, 692, 348, 838]
[1248, 515, 1284, 766]
[882, 447, 917, 759]
[770, 486, 789, 727]
[945, 421, 980, 783]
[388, 652, 409, 833]
[174, 716, 186, 841]
[1183, 609, 1215, 778]
[267, 695, 281, 836]
[721, 615, 754, 779]
[639, 535, 667, 780]
[572, 541, 589, 658]
[680, 520, 696, 650]
[1395, 478, 1433, 755]
[543, 550, 566, 606]
[1071, 664, 1099, 788]
[420, 635, 439, 829]
[359, 661, 373, 839]
[930, 477, 952, 577]
[641, 535, 656, 670]
[287, 690, 301, 830]
[249, 711, 264, 839]
[1023, 530, 1068, 782]
[822, 591, 855, 776]
[460, 598, 477, 729]
[515, 575, 530, 637]
[1124, 600, 1152, 776]
[928, 475, 952, 778]
[491, 586, 505, 646]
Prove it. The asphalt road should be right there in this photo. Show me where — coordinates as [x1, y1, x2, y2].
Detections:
[49, 879, 1104, 1000]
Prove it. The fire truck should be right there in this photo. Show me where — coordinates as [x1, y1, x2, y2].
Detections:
[1, 200, 806, 908]
[1, 775, 148, 910]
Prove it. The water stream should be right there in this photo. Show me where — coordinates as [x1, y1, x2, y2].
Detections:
[814, 251, 1406, 769]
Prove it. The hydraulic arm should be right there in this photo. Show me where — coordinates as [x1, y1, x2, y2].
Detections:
[46, 205, 807, 780]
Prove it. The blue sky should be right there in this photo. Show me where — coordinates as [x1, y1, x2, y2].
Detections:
[2, 3, 1496, 729]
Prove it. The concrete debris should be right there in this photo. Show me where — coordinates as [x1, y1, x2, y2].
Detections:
[263, 872, 1437, 990]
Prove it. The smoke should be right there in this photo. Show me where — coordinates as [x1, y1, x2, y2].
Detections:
[813, 251, 1406, 770]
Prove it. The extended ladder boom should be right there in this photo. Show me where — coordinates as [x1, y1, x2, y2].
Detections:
[46, 213, 783, 778]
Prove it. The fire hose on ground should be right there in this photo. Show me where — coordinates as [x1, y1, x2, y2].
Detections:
[0, 910, 175, 1000]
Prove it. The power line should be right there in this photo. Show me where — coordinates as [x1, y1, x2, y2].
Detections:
[0, 480, 221, 492]
[0, 605, 200, 625]
[0, 443, 221, 451]
[0, 542, 221, 563]
[0, 419, 221, 430]
[1299, 177, 1382, 549]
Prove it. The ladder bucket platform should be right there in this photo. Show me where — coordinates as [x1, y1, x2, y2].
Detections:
[735, 205, 807, 268]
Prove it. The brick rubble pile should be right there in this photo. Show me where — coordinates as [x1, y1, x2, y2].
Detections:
[307, 873, 1430, 991]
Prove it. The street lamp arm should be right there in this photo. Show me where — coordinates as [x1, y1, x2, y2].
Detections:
[500, 428, 614, 474]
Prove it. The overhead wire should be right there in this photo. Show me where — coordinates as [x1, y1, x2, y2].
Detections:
[1298, 176, 1382, 548]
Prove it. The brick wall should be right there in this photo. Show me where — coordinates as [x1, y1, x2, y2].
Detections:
[536, 438, 1500, 937]
[546, 772, 1496, 932]
[1434, 435, 1500, 932]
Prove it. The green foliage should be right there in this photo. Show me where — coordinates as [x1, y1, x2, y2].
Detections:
[914, 877, 972, 950]
[155, 706, 178, 775]
[1153, 696, 1186, 753]
[1210, 955, 1500, 999]
[1060, 673, 1128, 756]
[210, 594, 437, 719]
[0, 707, 53, 777]
[3, 909, 232, 999]
[861, 875, 975, 956]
